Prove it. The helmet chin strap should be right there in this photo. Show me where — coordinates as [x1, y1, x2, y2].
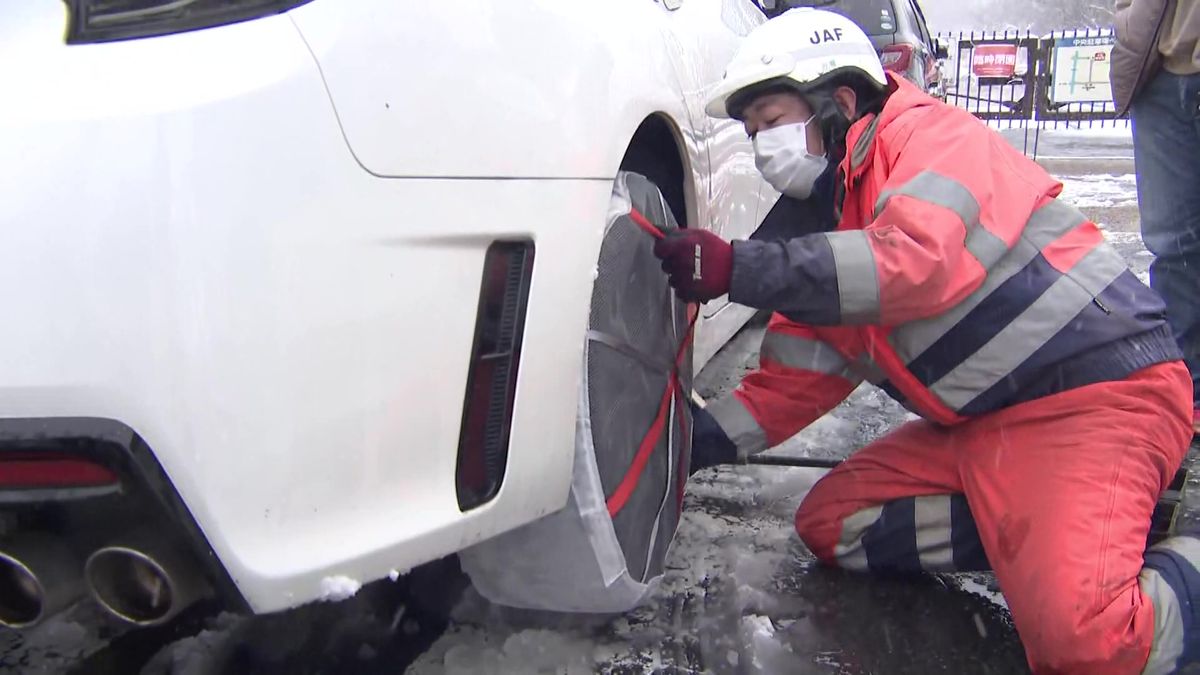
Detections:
[804, 78, 888, 166]
[804, 90, 851, 165]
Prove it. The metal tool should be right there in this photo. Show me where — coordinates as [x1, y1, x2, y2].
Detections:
[745, 455, 842, 469]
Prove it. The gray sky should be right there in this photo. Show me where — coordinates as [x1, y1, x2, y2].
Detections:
[919, 0, 1114, 33]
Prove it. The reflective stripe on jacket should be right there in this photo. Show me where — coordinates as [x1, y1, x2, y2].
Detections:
[714, 74, 1179, 455]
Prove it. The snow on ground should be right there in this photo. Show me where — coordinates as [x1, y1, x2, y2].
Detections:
[408, 464, 832, 674]
[1058, 173, 1139, 209]
[320, 576, 364, 602]
[1057, 172, 1152, 285]
[0, 600, 129, 675]
[956, 576, 1008, 612]
[139, 613, 248, 675]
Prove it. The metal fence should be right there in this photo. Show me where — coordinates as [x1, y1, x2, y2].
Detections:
[936, 28, 1129, 156]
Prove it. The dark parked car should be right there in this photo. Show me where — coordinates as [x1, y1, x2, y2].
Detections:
[762, 0, 949, 99]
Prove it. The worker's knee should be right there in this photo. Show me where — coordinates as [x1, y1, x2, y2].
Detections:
[1014, 583, 1152, 675]
[794, 493, 840, 563]
[1017, 538, 1200, 674]
[1019, 611, 1118, 674]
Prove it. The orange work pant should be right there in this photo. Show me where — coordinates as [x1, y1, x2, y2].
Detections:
[795, 362, 1194, 674]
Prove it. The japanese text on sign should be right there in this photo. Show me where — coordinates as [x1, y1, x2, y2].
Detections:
[972, 44, 1019, 78]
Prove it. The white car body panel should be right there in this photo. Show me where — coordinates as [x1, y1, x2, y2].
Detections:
[290, 0, 771, 365]
[291, 0, 673, 179]
[0, 0, 775, 613]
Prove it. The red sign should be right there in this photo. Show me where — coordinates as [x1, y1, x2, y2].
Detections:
[972, 44, 1018, 78]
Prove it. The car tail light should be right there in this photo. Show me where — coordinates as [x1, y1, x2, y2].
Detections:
[0, 453, 119, 489]
[880, 44, 914, 73]
[455, 241, 535, 511]
[64, 0, 316, 44]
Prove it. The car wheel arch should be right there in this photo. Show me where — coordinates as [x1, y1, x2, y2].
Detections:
[617, 113, 697, 231]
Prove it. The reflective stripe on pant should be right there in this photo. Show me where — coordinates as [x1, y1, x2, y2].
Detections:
[830, 492, 990, 574]
[1140, 538, 1200, 674]
[795, 362, 1194, 674]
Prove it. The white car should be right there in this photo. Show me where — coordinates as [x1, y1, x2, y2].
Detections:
[0, 0, 779, 629]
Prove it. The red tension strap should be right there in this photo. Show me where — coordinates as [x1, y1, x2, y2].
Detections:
[606, 206, 696, 518]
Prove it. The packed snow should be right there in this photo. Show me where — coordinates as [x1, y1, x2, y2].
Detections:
[407, 464, 834, 674]
[319, 576, 363, 602]
[1058, 174, 1140, 209]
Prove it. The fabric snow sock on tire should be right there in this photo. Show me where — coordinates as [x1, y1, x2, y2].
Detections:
[457, 171, 695, 613]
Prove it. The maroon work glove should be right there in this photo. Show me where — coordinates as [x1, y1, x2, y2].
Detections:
[652, 229, 733, 303]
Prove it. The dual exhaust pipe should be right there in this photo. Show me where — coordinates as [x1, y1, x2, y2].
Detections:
[0, 531, 209, 629]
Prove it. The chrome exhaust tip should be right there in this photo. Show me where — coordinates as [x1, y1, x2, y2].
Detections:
[0, 537, 83, 629]
[0, 551, 45, 629]
[85, 534, 209, 627]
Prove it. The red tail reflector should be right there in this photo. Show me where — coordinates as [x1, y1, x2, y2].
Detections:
[880, 44, 914, 73]
[0, 453, 119, 489]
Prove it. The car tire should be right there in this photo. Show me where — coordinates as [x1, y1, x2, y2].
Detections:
[457, 171, 694, 613]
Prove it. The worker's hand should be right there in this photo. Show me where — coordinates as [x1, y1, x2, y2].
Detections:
[653, 229, 733, 304]
[689, 401, 739, 474]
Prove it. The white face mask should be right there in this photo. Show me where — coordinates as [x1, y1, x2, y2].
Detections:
[752, 117, 828, 200]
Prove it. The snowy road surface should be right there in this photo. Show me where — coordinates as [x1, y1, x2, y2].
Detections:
[5, 141, 1196, 675]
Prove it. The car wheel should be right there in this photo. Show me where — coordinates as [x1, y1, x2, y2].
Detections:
[457, 170, 694, 613]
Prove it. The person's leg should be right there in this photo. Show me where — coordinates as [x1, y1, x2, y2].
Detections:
[1132, 72, 1200, 413]
[958, 362, 1194, 674]
[795, 419, 990, 574]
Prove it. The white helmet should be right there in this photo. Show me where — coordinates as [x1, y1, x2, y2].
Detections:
[705, 7, 888, 120]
